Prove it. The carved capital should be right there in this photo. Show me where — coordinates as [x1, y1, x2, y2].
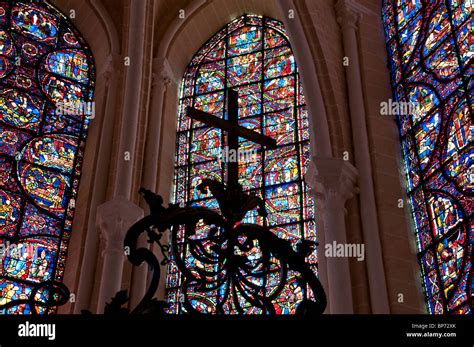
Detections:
[152, 57, 176, 89]
[335, 0, 362, 31]
[305, 157, 359, 212]
[97, 196, 144, 257]
[100, 53, 123, 87]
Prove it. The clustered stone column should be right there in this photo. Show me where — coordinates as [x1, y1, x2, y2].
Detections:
[128, 57, 175, 309]
[335, 0, 390, 313]
[306, 157, 359, 313]
[94, 0, 148, 313]
[96, 197, 144, 313]
[73, 53, 122, 314]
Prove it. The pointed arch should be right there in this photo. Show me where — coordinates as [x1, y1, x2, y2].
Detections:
[0, 0, 96, 314]
[166, 14, 317, 314]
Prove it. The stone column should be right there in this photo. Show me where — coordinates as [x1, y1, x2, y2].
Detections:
[335, 0, 390, 313]
[73, 53, 122, 313]
[306, 157, 359, 313]
[92, 0, 148, 313]
[113, 0, 148, 199]
[96, 197, 144, 313]
[141, 57, 174, 193]
[129, 58, 175, 309]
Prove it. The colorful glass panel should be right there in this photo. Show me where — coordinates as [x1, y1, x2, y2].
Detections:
[167, 15, 315, 314]
[0, 1, 95, 314]
[383, 0, 472, 314]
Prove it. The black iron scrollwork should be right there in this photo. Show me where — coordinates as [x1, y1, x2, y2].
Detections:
[124, 181, 327, 315]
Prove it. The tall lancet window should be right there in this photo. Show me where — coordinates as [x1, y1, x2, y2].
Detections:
[0, 1, 95, 313]
[167, 15, 316, 314]
[383, 0, 472, 314]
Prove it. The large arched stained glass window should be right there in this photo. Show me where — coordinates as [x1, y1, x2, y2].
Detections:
[383, 1, 472, 314]
[0, 1, 95, 313]
[167, 15, 315, 314]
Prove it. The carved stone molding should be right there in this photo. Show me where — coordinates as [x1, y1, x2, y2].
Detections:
[100, 53, 123, 87]
[305, 157, 359, 213]
[335, 0, 375, 31]
[97, 196, 144, 257]
[152, 57, 176, 89]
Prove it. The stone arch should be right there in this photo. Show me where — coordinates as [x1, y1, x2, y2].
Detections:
[145, 0, 351, 306]
[51, 0, 121, 313]
[142, 0, 424, 314]
[150, 0, 348, 203]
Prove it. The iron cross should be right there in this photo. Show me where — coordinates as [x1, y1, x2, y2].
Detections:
[186, 89, 277, 186]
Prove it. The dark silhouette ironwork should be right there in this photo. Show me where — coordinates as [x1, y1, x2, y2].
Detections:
[120, 89, 326, 315]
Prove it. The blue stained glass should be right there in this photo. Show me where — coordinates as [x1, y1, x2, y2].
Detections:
[0, 1, 95, 314]
[383, 0, 473, 314]
[167, 15, 316, 314]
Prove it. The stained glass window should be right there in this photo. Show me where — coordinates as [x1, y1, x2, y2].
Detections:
[167, 15, 316, 314]
[0, 1, 95, 313]
[383, 0, 472, 314]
